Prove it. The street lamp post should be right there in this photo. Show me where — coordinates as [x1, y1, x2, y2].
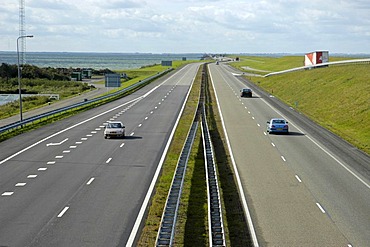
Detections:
[17, 35, 33, 123]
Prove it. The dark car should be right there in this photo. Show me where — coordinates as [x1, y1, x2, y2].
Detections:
[240, 88, 252, 97]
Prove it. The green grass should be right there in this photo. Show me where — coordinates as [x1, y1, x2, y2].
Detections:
[137, 64, 203, 246]
[230, 56, 370, 154]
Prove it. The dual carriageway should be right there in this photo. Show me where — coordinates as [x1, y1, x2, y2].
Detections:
[0, 62, 369, 246]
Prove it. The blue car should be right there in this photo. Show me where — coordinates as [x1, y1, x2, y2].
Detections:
[267, 118, 289, 134]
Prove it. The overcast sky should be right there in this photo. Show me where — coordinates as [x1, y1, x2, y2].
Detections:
[1, 0, 370, 54]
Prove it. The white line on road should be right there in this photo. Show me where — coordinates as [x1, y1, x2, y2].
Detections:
[120, 143, 125, 148]
[38, 167, 47, 171]
[138, 124, 142, 127]
[145, 117, 148, 120]
[57, 207, 69, 218]
[15, 183, 26, 187]
[281, 156, 286, 162]
[1, 192, 14, 196]
[55, 156, 63, 159]
[46, 138, 69, 147]
[295, 175, 302, 183]
[271, 143, 276, 147]
[63, 150, 70, 153]
[47, 161, 56, 165]
[75, 142, 82, 144]
[106, 158, 112, 164]
[316, 203, 326, 213]
[130, 132, 134, 136]
[27, 175, 37, 178]
[87, 178, 95, 185]
[69, 146, 77, 149]
[81, 138, 88, 141]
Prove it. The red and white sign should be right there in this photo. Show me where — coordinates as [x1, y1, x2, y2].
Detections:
[304, 51, 329, 66]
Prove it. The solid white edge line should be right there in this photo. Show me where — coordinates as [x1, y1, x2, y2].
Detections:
[57, 206, 69, 218]
[87, 177, 95, 185]
[209, 66, 260, 247]
[0, 97, 142, 166]
[126, 64, 198, 247]
[316, 203, 326, 213]
[258, 97, 370, 189]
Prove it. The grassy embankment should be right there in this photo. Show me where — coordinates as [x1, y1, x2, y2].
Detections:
[229, 56, 370, 154]
[138, 64, 252, 246]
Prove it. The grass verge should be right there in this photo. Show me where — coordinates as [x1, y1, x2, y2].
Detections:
[204, 65, 253, 246]
[137, 63, 203, 246]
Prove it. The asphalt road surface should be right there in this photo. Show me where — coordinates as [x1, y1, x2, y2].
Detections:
[209, 62, 370, 247]
[0, 63, 200, 246]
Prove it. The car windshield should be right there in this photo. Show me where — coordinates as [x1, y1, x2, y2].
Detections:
[108, 123, 122, 128]
[272, 119, 285, 124]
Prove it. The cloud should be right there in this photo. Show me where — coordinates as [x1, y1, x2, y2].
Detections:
[0, 0, 369, 53]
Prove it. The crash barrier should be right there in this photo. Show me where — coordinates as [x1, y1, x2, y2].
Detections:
[0, 68, 173, 135]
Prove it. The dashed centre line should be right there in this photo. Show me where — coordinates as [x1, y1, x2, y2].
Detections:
[57, 207, 69, 218]
[87, 178, 95, 185]
[15, 183, 26, 187]
[106, 158, 112, 164]
[1, 192, 14, 196]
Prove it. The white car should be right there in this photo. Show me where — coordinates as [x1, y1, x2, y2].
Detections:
[267, 118, 289, 134]
[104, 121, 125, 139]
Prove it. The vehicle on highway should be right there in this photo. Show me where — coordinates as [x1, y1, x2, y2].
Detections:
[104, 121, 125, 139]
[240, 88, 252, 97]
[266, 118, 289, 134]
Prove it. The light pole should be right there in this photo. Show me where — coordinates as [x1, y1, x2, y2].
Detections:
[17, 35, 33, 123]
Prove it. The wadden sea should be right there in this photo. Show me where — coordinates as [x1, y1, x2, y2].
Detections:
[0, 51, 204, 70]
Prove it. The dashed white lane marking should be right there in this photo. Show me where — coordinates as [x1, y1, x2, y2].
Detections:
[248, 111, 251, 114]
[99, 126, 105, 128]
[150, 111, 153, 114]
[91, 131, 97, 134]
[264, 132, 267, 136]
[257, 123, 260, 127]
[81, 138, 88, 141]
[138, 124, 142, 128]
[87, 178, 95, 185]
[86, 134, 93, 137]
[106, 158, 112, 164]
[2, 192, 14, 196]
[47, 161, 56, 165]
[252, 117, 255, 120]
[27, 175, 37, 179]
[63, 150, 70, 153]
[130, 132, 134, 136]
[316, 203, 326, 213]
[145, 117, 148, 120]
[295, 175, 302, 183]
[16, 183, 26, 187]
[57, 207, 69, 218]
[281, 156, 286, 162]
[38, 167, 47, 171]
[69, 146, 77, 149]
[158, 102, 161, 105]
[75, 141, 82, 144]
[271, 143, 276, 147]
[55, 156, 63, 159]
[95, 128, 101, 131]
[155, 106, 158, 109]
[120, 143, 125, 148]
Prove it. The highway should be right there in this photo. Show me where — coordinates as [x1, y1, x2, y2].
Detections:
[0, 63, 200, 246]
[209, 63, 370, 247]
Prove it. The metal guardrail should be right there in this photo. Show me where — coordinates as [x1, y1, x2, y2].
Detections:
[156, 63, 225, 246]
[0, 68, 173, 134]
[201, 106, 226, 247]
[264, 58, 370, 77]
[155, 119, 199, 246]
